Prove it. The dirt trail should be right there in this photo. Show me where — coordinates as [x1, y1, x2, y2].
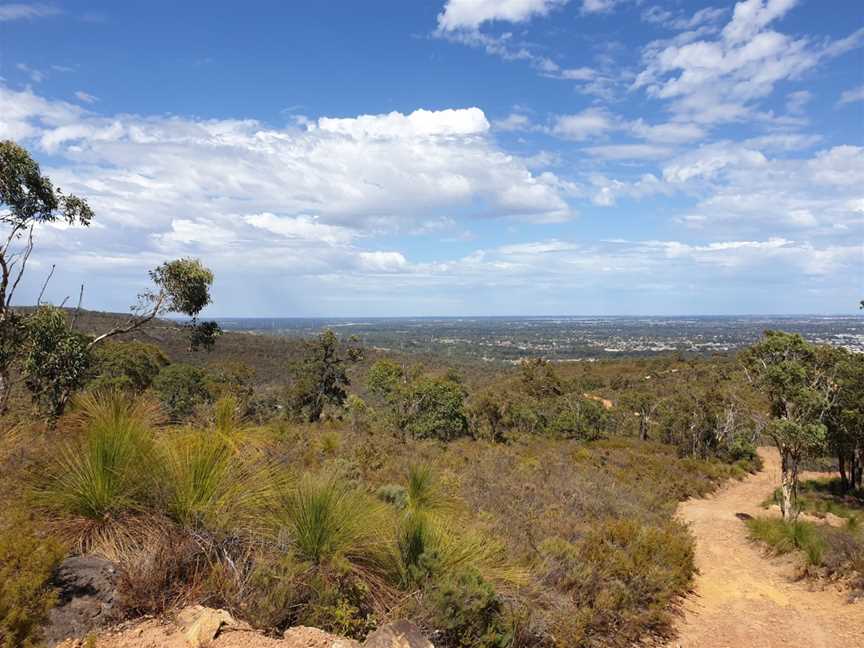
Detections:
[668, 447, 863, 647]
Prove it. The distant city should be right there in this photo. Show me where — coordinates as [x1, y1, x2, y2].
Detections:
[214, 315, 864, 362]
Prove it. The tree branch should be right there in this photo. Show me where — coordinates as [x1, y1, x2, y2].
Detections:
[7, 225, 34, 307]
[36, 262, 55, 305]
[87, 291, 165, 349]
[70, 283, 84, 329]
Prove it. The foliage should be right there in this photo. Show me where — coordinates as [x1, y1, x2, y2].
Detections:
[825, 349, 864, 493]
[288, 330, 361, 422]
[271, 475, 388, 566]
[746, 517, 826, 565]
[548, 396, 610, 440]
[38, 391, 157, 520]
[742, 331, 835, 520]
[152, 363, 211, 420]
[540, 518, 694, 646]
[367, 361, 469, 441]
[0, 515, 65, 648]
[23, 306, 92, 417]
[0, 140, 93, 413]
[0, 140, 93, 229]
[88, 340, 169, 393]
[402, 376, 469, 441]
[426, 569, 512, 648]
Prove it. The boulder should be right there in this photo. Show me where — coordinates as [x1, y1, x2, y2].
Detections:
[43, 555, 119, 646]
[362, 621, 433, 648]
[177, 605, 245, 647]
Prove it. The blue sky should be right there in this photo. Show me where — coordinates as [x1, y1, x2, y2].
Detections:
[1, 0, 862, 316]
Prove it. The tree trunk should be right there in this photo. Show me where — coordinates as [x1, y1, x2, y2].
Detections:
[779, 449, 799, 522]
[0, 369, 9, 415]
[839, 452, 849, 492]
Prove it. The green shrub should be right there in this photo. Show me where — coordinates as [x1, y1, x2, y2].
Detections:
[426, 568, 512, 648]
[403, 377, 469, 441]
[88, 340, 169, 394]
[0, 516, 65, 648]
[152, 364, 211, 420]
[540, 518, 694, 646]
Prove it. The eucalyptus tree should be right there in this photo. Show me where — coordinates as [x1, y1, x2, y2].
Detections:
[0, 140, 93, 411]
[0, 140, 220, 416]
[742, 331, 836, 521]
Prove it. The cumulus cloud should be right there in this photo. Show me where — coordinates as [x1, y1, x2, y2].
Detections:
[436, 0, 568, 31]
[552, 108, 616, 140]
[663, 143, 864, 231]
[1, 84, 586, 309]
[633, 0, 863, 124]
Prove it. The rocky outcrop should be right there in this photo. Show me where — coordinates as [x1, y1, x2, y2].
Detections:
[54, 606, 435, 648]
[363, 621, 433, 648]
[43, 555, 119, 647]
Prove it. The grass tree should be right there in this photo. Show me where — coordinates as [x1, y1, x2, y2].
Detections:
[743, 331, 836, 521]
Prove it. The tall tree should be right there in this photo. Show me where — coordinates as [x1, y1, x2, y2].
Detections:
[1, 141, 220, 417]
[288, 330, 362, 422]
[825, 349, 864, 492]
[0, 140, 93, 411]
[743, 331, 836, 521]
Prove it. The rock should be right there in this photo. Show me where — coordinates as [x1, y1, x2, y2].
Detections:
[43, 555, 119, 646]
[177, 605, 243, 647]
[283, 625, 361, 647]
[362, 621, 433, 648]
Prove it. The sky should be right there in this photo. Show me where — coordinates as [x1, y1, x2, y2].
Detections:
[0, 0, 862, 317]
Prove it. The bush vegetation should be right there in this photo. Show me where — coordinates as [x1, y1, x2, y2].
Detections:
[6, 312, 844, 647]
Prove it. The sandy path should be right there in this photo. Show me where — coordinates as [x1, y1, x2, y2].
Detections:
[668, 447, 863, 647]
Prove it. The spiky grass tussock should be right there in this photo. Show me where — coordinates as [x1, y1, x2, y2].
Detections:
[389, 465, 527, 591]
[746, 516, 826, 566]
[156, 429, 280, 532]
[271, 474, 391, 566]
[37, 391, 159, 520]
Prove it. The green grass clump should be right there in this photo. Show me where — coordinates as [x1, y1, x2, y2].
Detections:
[38, 391, 157, 520]
[746, 517, 826, 565]
[273, 475, 389, 566]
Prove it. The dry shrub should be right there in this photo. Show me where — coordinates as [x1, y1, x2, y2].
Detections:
[114, 523, 212, 617]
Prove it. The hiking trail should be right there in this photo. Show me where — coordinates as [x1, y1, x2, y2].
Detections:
[668, 447, 863, 647]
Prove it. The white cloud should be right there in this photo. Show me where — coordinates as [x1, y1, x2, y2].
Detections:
[838, 84, 864, 106]
[492, 113, 533, 131]
[357, 251, 409, 272]
[552, 108, 615, 140]
[316, 107, 489, 138]
[634, 0, 862, 124]
[584, 144, 673, 160]
[785, 89, 810, 114]
[663, 143, 864, 231]
[245, 213, 356, 245]
[74, 90, 99, 104]
[437, 0, 568, 31]
[663, 142, 767, 183]
[16, 63, 45, 83]
[0, 3, 60, 21]
[628, 119, 705, 143]
[581, 0, 620, 14]
[1, 84, 583, 308]
[642, 5, 727, 30]
[721, 0, 797, 44]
